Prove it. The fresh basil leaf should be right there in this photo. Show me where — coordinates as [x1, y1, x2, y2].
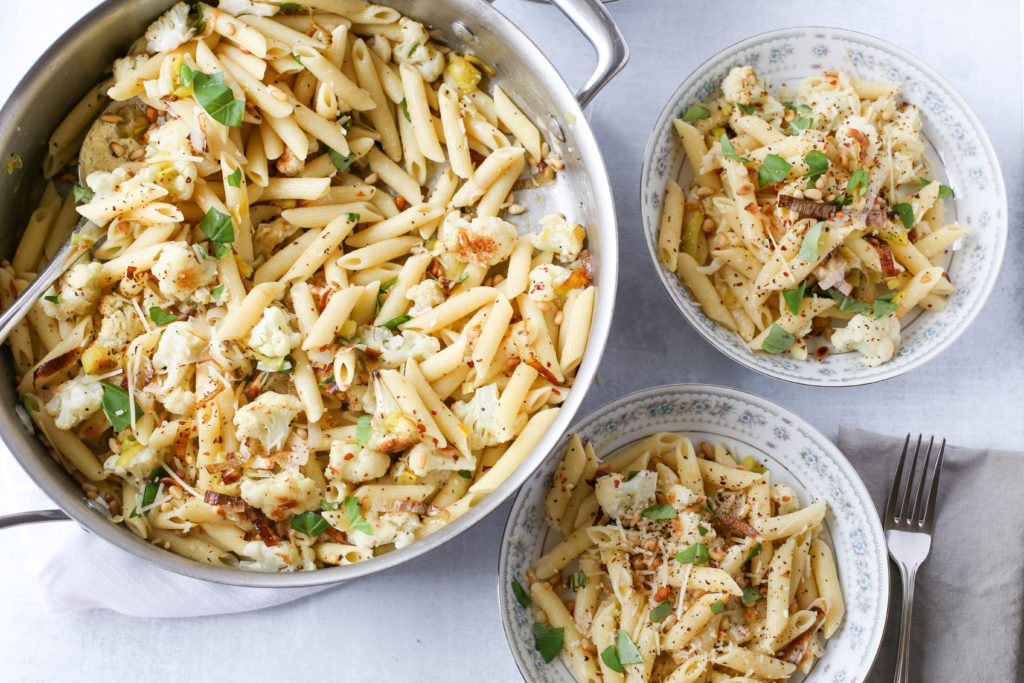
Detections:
[784, 102, 812, 115]
[43, 295, 61, 304]
[149, 306, 177, 325]
[697, 525, 708, 536]
[601, 646, 624, 673]
[758, 154, 791, 188]
[73, 185, 93, 204]
[872, 292, 898, 319]
[382, 314, 412, 330]
[276, 356, 294, 374]
[649, 600, 673, 623]
[532, 623, 564, 663]
[741, 586, 762, 605]
[179, 62, 194, 88]
[641, 504, 677, 521]
[399, 97, 412, 122]
[226, 167, 242, 187]
[570, 569, 587, 591]
[346, 212, 360, 223]
[675, 543, 710, 564]
[710, 600, 725, 614]
[280, 1, 305, 10]
[828, 289, 871, 315]
[457, 469, 473, 479]
[356, 414, 372, 446]
[892, 202, 914, 230]
[680, 105, 710, 122]
[919, 178, 954, 198]
[847, 168, 868, 197]
[625, 470, 639, 481]
[344, 495, 373, 535]
[290, 510, 330, 536]
[192, 69, 245, 127]
[211, 284, 225, 300]
[743, 542, 763, 565]
[783, 280, 807, 315]
[512, 579, 532, 607]
[100, 381, 141, 432]
[320, 500, 340, 511]
[199, 207, 235, 244]
[761, 324, 796, 354]
[140, 482, 159, 510]
[736, 102, 756, 115]
[292, 53, 303, 66]
[720, 134, 750, 164]
[329, 148, 356, 173]
[379, 277, 398, 294]
[615, 631, 642, 666]
[803, 149, 829, 182]
[213, 242, 232, 259]
[787, 115, 813, 134]
[704, 501, 719, 520]
[338, 336, 361, 346]
[195, 244, 216, 261]
[797, 221, 824, 262]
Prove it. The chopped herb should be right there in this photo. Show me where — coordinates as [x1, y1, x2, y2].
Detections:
[290, 511, 330, 536]
[847, 168, 868, 197]
[783, 280, 807, 315]
[292, 53, 303, 65]
[697, 525, 708, 536]
[399, 97, 412, 123]
[191, 69, 245, 127]
[784, 102, 813, 115]
[649, 600, 673, 623]
[736, 102, 756, 115]
[743, 542, 763, 564]
[758, 154, 791, 188]
[825, 191, 854, 207]
[356, 415, 372, 446]
[512, 579, 532, 607]
[318, 373, 335, 386]
[344, 495, 373, 535]
[787, 115, 813, 134]
[703, 501, 719, 520]
[625, 470, 639, 481]
[828, 289, 871, 315]
[382, 314, 412, 330]
[570, 570, 587, 591]
[532, 623, 564, 663]
[338, 336, 361, 346]
[641, 504, 677, 521]
[720, 134, 750, 164]
[741, 455, 767, 474]
[346, 212, 361, 223]
[761, 324, 797, 354]
[710, 600, 725, 614]
[407, 41, 419, 57]
[199, 207, 235, 244]
[679, 105, 710, 122]
[211, 284, 225, 300]
[329, 149, 356, 173]
[741, 586, 762, 605]
[20, 395, 33, 414]
[872, 292, 898, 319]
[615, 631, 642, 666]
[456, 469, 473, 479]
[73, 185, 93, 204]
[226, 167, 242, 187]
[43, 295, 61, 305]
[455, 272, 469, 284]
[797, 221, 824, 262]
[319, 500, 340, 511]
[803, 150, 830, 183]
[675, 543, 710, 564]
[149, 306, 177, 325]
[100, 381, 141, 432]
[140, 482, 159, 510]
[892, 202, 914, 230]
[280, 2, 305, 11]
[179, 62, 194, 88]
[128, 507, 140, 518]
[601, 646, 624, 673]
[919, 178, 954, 198]
[187, 3, 205, 33]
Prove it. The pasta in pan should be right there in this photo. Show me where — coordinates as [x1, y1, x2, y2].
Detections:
[520, 433, 842, 682]
[659, 65, 964, 367]
[3, 1, 595, 571]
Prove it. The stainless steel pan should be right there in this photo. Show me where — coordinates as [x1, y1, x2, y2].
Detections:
[0, 0, 625, 586]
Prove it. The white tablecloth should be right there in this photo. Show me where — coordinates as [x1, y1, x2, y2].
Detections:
[1, 0, 1021, 680]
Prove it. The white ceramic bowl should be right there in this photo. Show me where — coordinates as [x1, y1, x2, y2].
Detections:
[498, 384, 888, 682]
[640, 28, 1007, 386]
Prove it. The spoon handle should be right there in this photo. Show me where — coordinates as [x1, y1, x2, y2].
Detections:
[0, 237, 88, 344]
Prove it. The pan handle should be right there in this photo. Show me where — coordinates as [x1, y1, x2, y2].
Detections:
[0, 508, 71, 529]
[548, 0, 628, 108]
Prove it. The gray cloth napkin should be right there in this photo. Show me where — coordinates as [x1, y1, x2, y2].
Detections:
[838, 427, 1023, 682]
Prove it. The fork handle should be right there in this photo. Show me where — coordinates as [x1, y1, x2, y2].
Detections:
[895, 562, 918, 683]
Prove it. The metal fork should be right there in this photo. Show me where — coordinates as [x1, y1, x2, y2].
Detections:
[883, 435, 945, 683]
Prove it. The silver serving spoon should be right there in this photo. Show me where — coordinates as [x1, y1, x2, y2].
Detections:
[0, 97, 148, 343]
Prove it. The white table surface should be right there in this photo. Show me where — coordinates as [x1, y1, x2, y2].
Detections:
[0, 1, 1020, 680]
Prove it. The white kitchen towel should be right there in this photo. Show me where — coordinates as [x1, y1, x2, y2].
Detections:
[0, 453, 327, 617]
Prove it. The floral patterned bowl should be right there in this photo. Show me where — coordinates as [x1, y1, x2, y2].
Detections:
[640, 28, 1007, 386]
[498, 384, 888, 682]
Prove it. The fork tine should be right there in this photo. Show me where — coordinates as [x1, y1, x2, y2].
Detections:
[910, 436, 934, 524]
[884, 434, 911, 523]
[920, 439, 945, 531]
[899, 435, 923, 522]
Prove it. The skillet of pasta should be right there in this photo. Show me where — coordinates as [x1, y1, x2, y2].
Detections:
[2, 0, 596, 571]
[521, 432, 843, 682]
[658, 65, 965, 367]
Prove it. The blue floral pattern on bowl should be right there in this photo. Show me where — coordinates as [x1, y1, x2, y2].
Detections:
[640, 28, 1007, 386]
[498, 385, 888, 682]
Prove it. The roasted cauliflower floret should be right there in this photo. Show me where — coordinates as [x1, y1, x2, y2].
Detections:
[247, 307, 301, 360]
[440, 212, 519, 267]
[144, 2, 195, 54]
[393, 18, 444, 82]
[529, 213, 585, 262]
[218, 0, 278, 17]
[42, 262, 104, 321]
[141, 118, 198, 201]
[367, 410, 421, 454]
[527, 264, 572, 302]
[721, 65, 765, 107]
[152, 242, 217, 301]
[234, 391, 303, 451]
[104, 441, 162, 479]
[152, 322, 205, 386]
[451, 383, 522, 448]
[796, 70, 860, 132]
[360, 325, 440, 369]
[405, 279, 444, 316]
[328, 441, 390, 484]
[405, 443, 475, 477]
[239, 539, 315, 572]
[239, 470, 319, 521]
[830, 313, 901, 367]
[347, 511, 420, 550]
[594, 470, 658, 521]
[44, 377, 104, 430]
[95, 295, 145, 352]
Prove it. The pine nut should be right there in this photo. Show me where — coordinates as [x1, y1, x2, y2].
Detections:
[791, 189, 804, 199]
[536, 301, 551, 312]
[364, 172, 379, 184]
[701, 218, 716, 233]
[804, 188, 823, 201]
[109, 141, 126, 156]
[129, 148, 146, 161]
[221, 22, 236, 36]
[696, 186, 715, 197]
[815, 176, 828, 189]
[547, 155, 564, 171]
[99, 113, 122, 124]
[553, 310, 564, 325]
[270, 87, 288, 102]
[783, 109, 796, 122]
[507, 203, 525, 215]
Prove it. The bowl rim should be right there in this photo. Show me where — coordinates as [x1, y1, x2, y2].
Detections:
[0, 0, 619, 587]
[638, 25, 1008, 387]
[496, 381, 890, 681]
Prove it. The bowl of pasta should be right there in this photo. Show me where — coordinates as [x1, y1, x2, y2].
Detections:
[499, 384, 888, 682]
[0, 0, 626, 585]
[641, 28, 1006, 386]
